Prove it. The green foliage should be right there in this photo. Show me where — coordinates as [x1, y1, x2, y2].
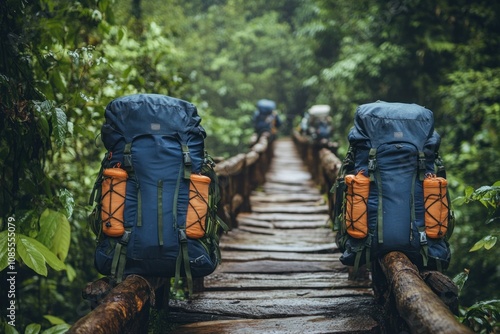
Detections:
[3, 321, 71, 334]
[454, 182, 500, 252]
[452, 182, 500, 332]
[458, 300, 500, 334]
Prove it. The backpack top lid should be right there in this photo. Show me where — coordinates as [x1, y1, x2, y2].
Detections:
[348, 101, 435, 150]
[103, 94, 206, 145]
[256, 99, 276, 114]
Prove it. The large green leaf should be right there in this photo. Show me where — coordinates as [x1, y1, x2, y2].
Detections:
[25, 323, 42, 334]
[59, 188, 75, 219]
[41, 324, 71, 334]
[4, 323, 19, 334]
[52, 107, 67, 147]
[469, 235, 498, 252]
[16, 234, 48, 276]
[43, 315, 66, 325]
[16, 234, 66, 276]
[37, 209, 71, 261]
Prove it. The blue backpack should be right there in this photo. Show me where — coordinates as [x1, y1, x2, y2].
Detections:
[88, 94, 228, 293]
[332, 101, 454, 272]
[253, 99, 278, 135]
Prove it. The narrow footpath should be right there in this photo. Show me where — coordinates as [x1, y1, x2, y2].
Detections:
[167, 138, 380, 333]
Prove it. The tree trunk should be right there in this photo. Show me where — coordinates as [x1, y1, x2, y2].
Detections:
[379, 252, 473, 334]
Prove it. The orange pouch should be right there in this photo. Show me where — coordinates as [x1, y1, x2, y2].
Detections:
[423, 175, 449, 238]
[101, 168, 128, 237]
[186, 174, 211, 239]
[345, 171, 370, 239]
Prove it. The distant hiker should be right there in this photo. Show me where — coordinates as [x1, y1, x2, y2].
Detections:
[252, 99, 282, 139]
[307, 105, 332, 143]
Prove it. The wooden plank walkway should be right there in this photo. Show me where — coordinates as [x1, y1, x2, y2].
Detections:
[167, 138, 381, 333]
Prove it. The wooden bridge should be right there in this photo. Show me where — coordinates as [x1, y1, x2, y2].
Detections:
[70, 133, 472, 334]
[167, 137, 379, 333]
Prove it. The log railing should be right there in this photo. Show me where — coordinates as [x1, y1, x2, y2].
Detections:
[292, 130, 473, 334]
[68, 132, 275, 334]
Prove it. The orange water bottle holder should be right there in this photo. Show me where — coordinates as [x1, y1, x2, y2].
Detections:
[423, 174, 449, 238]
[101, 167, 128, 237]
[186, 174, 211, 239]
[345, 171, 370, 239]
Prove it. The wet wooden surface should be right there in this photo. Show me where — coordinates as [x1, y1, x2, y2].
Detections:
[167, 138, 380, 333]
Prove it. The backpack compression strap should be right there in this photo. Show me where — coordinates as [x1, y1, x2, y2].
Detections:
[174, 141, 195, 295]
[368, 148, 384, 244]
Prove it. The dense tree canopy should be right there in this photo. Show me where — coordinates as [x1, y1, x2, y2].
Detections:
[1, 0, 498, 332]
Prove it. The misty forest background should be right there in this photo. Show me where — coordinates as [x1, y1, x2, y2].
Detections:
[1, 0, 499, 332]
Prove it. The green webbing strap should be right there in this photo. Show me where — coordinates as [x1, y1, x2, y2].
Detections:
[110, 230, 131, 283]
[181, 235, 193, 295]
[123, 143, 133, 172]
[420, 244, 429, 267]
[116, 246, 128, 283]
[367, 148, 384, 243]
[419, 226, 429, 267]
[110, 243, 122, 277]
[410, 169, 417, 223]
[173, 161, 188, 293]
[173, 166, 183, 229]
[436, 259, 442, 272]
[353, 250, 363, 275]
[181, 144, 192, 180]
[174, 245, 183, 290]
[157, 179, 164, 246]
[375, 172, 384, 244]
[173, 230, 194, 295]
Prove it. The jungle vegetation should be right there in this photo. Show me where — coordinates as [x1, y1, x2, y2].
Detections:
[1, 0, 499, 332]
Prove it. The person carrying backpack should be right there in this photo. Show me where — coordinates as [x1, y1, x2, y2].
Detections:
[252, 99, 282, 138]
[307, 105, 333, 143]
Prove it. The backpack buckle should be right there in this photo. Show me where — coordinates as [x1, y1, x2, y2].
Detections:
[419, 231, 428, 245]
[368, 158, 377, 172]
[183, 151, 192, 167]
[119, 230, 131, 245]
[179, 229, 187, 243]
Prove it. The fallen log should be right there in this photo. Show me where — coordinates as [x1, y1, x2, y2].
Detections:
[69, 275, 167, 334]
[379, 252, 473, 334]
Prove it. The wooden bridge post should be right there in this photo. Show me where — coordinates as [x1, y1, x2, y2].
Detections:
[69, 275, 168, 334]
[378, 252, 473, 334]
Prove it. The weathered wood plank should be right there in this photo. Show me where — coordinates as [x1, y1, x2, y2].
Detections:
[169, 315, 379, 334]
[217, 260, 341, 273]
[220, 250, 340, 262]
[237, 216, 331, 229]
[187, 288, 373, 300]
[265, 170, 313, 183]
[220, 242, 336, 253]
[251, 204, 328, 214]
[170, 314, 380, 334]
[204, 273, 371, 290]
[224, 227, 335, 239]
[250, 193, 324, 203]
[169, 296, 376, 319]
[262, 183, 320, 194]
[237, 212, 329, 222]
